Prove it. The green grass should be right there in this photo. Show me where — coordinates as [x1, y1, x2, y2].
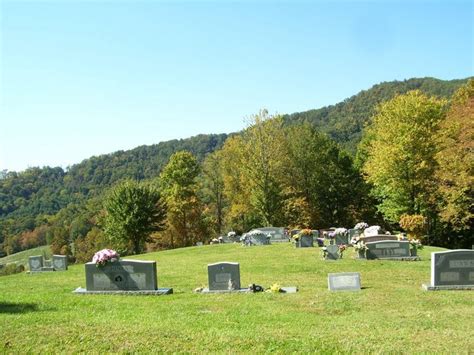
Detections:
[1, 243, 473, 353]
[0, 246, 51, 267]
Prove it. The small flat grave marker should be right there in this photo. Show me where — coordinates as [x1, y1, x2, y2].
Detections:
[328, 272, 361, 291]
[423, 250, 474, 290]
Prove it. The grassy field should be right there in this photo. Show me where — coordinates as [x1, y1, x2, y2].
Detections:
[1, 243, 473, 353]
[0, 246, 52, 267]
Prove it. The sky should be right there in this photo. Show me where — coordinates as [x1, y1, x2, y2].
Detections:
[0, 0, 472, 172]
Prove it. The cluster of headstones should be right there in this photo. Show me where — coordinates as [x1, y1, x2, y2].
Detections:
[28, 255, 68, 273]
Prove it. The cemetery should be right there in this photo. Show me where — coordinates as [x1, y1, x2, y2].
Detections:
[1, 241, 472, 352]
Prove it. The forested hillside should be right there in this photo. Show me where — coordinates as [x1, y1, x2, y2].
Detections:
[0, 134, 228, 254]
[0, 77, 470, 257]
[283, 77, 468, 153]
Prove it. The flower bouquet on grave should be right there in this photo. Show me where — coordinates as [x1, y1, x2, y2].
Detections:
[409, 239, 423, 256]
[266, 283, 282, 293]
[338, 244, 347, 258]
[353, 241, 368, 258]
[327, 231, 336, 243]
[92, 249, 120, 267]
[354, 222, 369, 232]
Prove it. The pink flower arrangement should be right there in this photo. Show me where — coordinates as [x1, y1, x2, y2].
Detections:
[92, 249, 120, 267]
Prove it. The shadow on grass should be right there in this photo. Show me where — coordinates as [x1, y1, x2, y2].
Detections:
[0, 302, 39, 314]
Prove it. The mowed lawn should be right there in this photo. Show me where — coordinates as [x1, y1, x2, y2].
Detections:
[1, 243, 473, 353]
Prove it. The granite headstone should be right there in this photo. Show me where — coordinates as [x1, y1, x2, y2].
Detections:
[423, 250, 474, 290]
[365, 240, 411, 260]
[208, 262, 241, 291]
[85, 260, 158, 291]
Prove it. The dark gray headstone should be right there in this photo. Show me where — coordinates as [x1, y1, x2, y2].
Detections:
[52, 255, 68, 271]
[250, 234, 271, 245]
[208, 262, 240, 291]
[85, 260, 158, 291]
[299, 235, 314, 248]
[326, 245, 339, 260]
[366, 240, 410, 260]
[28, 256, 43, 272]
[335, 233, 348, 245]
[430, 250, 474, 287]
[328, 272, 361, 291]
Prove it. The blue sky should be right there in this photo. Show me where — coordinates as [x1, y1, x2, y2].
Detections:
[1, 0, 472, 172]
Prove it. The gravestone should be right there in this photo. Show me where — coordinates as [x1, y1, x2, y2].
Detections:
[328, 272, 361, 291]
[52, 255, 68, 271]
[28, 256, 44, 272]
[254, 227, 287, 242]
[85, 260, 158, 291]
[365, 240, 414, 260]
[299, 235, 314, 248]
[325, 245, 339, 260]
[335, 233, 348, 246]
[360, 235, 398, 244]
[208, 262, 241, 291]
[423, 250, 474, 290]
[250, 233, 271, 245]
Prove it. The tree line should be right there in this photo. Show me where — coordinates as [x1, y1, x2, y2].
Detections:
[0, 78, 472, 260]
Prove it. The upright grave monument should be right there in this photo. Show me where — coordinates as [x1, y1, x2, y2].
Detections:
[198, 262, 249, 293]
[28, 255, 68, 273]
[423, 250, 474, 290]
[365, 240, 418, 260]
[74, 259, 173, 295]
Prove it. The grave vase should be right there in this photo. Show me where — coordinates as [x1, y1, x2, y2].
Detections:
[410, 247, 417, 257]
[357, 250, 366, 259]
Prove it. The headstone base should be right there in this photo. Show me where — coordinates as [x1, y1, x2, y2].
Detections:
[72, 287, 173, 295]
[368, 256, 420, 261]
[198, 288, 252, 294]
[197, 286, 298, 294]
[422, 284, 474, 291]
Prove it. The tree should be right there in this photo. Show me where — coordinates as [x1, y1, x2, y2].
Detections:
[362, 90, 447, 224]
[103, 180, 166, 255]
[159, 151, 207, 248]
[435, 80, 474, 231]
[285, 124, 368, 227]
[200, 150, 226, 236]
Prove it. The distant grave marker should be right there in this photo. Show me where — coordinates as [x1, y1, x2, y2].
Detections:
[365, 240, 417, 260]
[52, 255, 68, 271]
[325, 245, 339, 260]
[28, 256, 43, 272]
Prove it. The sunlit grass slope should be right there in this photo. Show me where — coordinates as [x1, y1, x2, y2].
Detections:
[0, 246, 51, 267]
[1, 243, 473, 353]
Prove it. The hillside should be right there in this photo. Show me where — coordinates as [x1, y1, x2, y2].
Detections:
[0, 77, 469, 250]
[0, 243, 472, 352]
[283, 77, 469, 153]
